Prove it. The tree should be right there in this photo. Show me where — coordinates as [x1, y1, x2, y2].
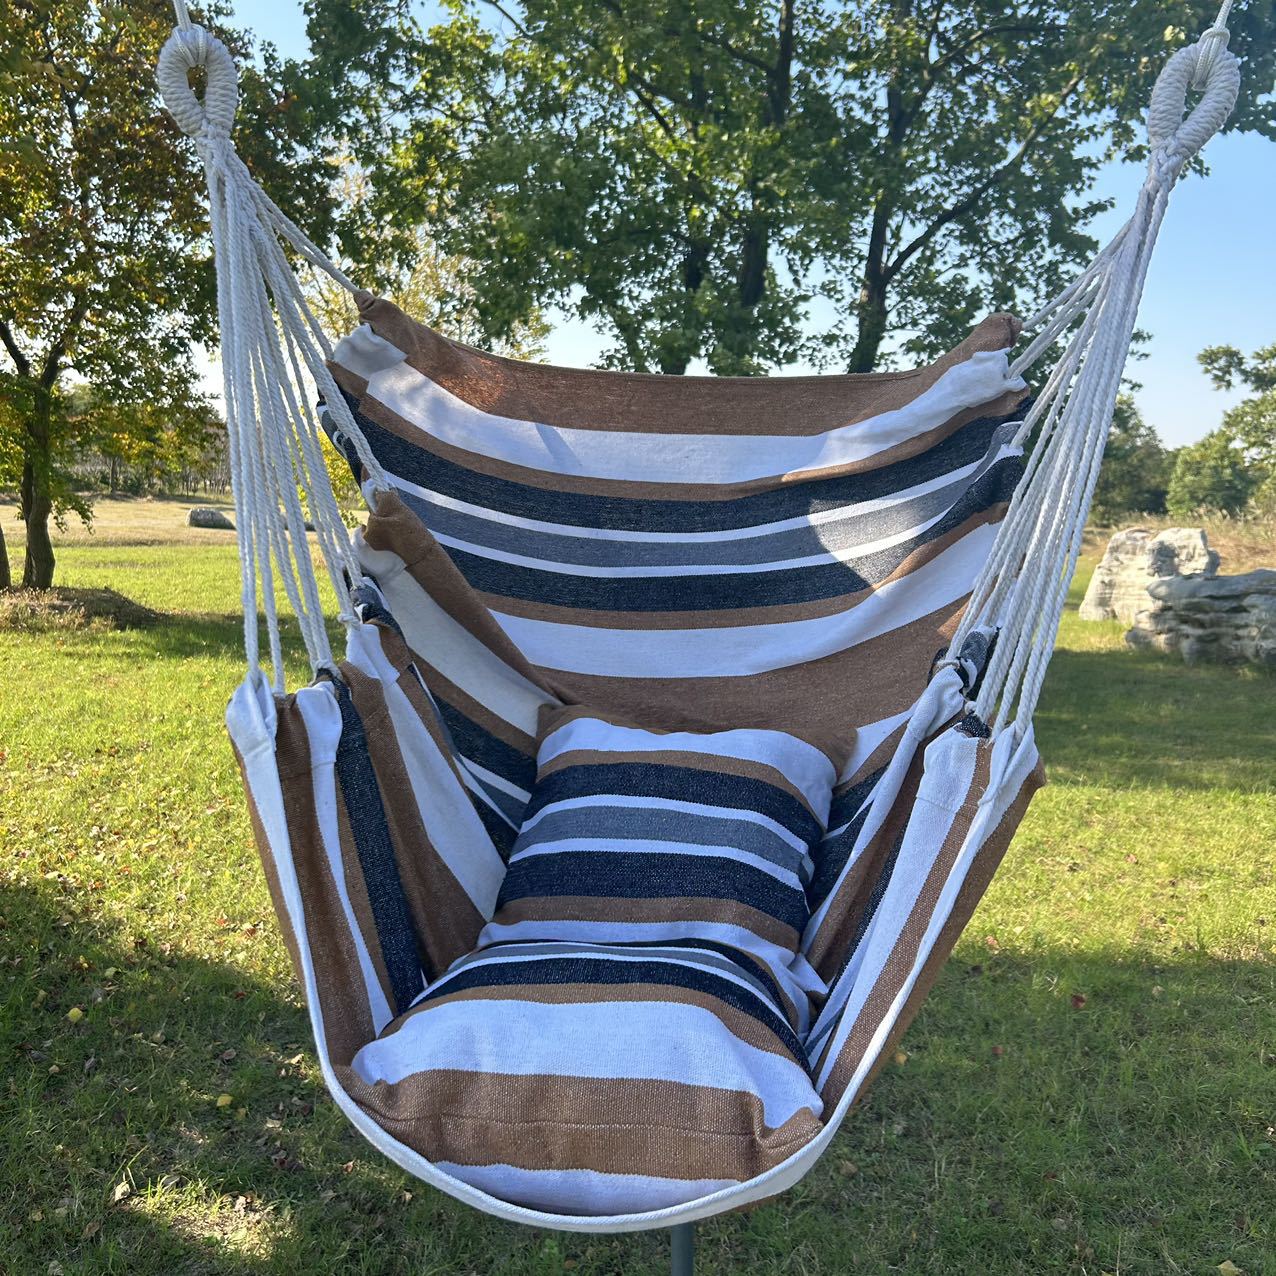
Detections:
[1091, 395, 1170, 520]
[1166, 429, 1256, 518]
[296, 0, 1275, 376]
[0, 1, 335, 588]
[1198, 342, 1276, 500]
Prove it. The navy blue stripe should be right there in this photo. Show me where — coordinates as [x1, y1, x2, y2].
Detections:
[808, 766, 886, 910]
[339, 388, 1028, 533]
[332, 680, 428, 1009]
[588, 936, 796, 1015]
[439, 458, 1021, 612]
[427, 949, 809, 1069]
[497, 849, 810, 932]
[433, 694, 537, 793]
[523, 761, 824, 846]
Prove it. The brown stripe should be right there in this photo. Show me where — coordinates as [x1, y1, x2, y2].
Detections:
[336, 1065, 822, 1183]
[342, 662, 488, 973]
[414, 658, 538, 759]
[492, 895, 800, 952]
[817, 744, 1044, 1105]
[805, 745, 930, 980]
[272, 697, 376, 1067]
[828, 757, 1045, 1108]
[351, 293, 1020, 438]
[336, 371, 1023, 502]
[476, 502, 1007, 630]
[544, 599, 966, 769]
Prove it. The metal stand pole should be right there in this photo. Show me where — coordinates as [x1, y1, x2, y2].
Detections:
[671, 1221, 695, 1276]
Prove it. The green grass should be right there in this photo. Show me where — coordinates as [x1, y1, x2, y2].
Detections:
[1, 502, 1274, 1275]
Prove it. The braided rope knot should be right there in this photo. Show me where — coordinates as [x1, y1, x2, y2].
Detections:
[1145, 36, 1241, 187]
[157, 25, 238, 144]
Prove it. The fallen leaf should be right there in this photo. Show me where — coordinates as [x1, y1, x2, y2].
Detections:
[81, 1219, 101, 1240]
[113, 1181, 131, 1203]
[837, 1159, 858, 1177]
[1151, 985, 1164, 997]
[66, 1007, 83, 1023]
[1217, 1263, 1244, 1275]
[991, 1045, 1005, 1058]
[1071, 993, 1087, 1010]
[216, 1093, 233, 1108]
[893, 1050, 909, 1066]
[219, 1048, 237, 1062]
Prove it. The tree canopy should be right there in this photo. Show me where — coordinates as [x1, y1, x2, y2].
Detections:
[294, 0, 1276, 375]
[0, 0, 332, 587]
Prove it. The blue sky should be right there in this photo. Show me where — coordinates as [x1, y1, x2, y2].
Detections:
[227, 2, 1275, 448]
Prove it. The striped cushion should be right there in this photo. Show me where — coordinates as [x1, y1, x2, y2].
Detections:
[478, 706, 837, 1022]
[348, 938, 823, 1214]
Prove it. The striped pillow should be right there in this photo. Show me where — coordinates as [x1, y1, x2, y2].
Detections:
[344, 706, 837, 1214]
[346, 937, 824, 1213]
[477, 705, 837, 1025]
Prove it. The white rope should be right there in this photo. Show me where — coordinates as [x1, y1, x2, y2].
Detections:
[157, 24, 390, 684]
[951, 22, 1241, 736]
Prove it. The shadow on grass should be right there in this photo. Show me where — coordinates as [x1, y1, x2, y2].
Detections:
[4, 876, 1274, 1274]
[1031, 644, 1276, 793]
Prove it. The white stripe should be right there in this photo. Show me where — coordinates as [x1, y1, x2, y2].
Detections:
[507, 836, 807, 891]
[293, 686, 395, 1033]
[837, 706, 916, 787]
[355, 529, 551, 734]
[436, 1163, 739, 1215]
[341, 339, 1022, 484]
[520, 793, 810, 855]
[493, 523, 998, 679]
[352, 998, 821, 1130]
[345, 626, 508, 915]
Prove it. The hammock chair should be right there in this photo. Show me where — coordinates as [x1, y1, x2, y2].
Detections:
[155, 0, 1240, 1265]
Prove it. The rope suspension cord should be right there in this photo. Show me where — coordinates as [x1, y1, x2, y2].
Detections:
[949, 10, 1240, 736]
[157, 2, 389, 689]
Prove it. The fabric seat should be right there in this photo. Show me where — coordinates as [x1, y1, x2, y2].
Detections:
[343, 938, 823, 1215]
[229, 296, 1047, 1228]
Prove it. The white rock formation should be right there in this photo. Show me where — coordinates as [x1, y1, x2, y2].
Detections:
[1127, 569, 1276, 669]
[1079, 527, 1219, 623]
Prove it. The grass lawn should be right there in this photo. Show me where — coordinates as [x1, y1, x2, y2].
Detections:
[1, 499, 1273, 1275]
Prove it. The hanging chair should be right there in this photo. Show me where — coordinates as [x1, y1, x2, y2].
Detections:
[154, 0, 1241, 1254]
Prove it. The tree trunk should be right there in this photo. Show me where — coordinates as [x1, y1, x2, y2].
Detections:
[0, 521, 11, 591]
[847, 273, 889, 374]
[20, 402, 56, 590]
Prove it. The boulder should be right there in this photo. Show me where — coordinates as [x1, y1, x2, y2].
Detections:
[187, 507, 234, 530]
[1127, 568, 1276, 669]
[1079, 526, 1218, 623]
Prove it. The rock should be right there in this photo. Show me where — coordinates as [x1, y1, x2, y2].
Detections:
[1126, 568, 1276, 669]
[1079, 527, 1218, 623]
[187, 507, 234, 530]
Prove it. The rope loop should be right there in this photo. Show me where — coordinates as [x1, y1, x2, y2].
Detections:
[157, 25, 238, 142]
[1146, 36, 1240, 178]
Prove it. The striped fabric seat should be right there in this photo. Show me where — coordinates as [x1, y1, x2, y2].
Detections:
[347, 938, 823, 1214]
[230, 292, 1046, 1229]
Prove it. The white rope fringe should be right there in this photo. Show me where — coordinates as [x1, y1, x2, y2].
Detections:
[157, 23, 389, 688]
[951, 23, 1240, 736]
